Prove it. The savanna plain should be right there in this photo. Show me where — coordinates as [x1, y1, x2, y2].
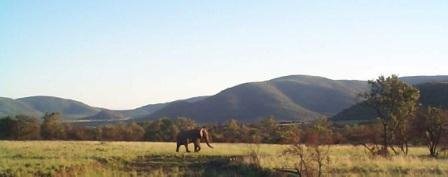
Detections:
[0, 141, 447, 177]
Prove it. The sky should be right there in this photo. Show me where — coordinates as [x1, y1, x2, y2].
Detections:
[1, 0, 447, 109]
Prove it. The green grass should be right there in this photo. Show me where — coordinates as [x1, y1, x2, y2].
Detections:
[0, 141, 447, 177]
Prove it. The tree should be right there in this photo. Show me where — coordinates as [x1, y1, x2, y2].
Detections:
[65, 125, 98, 140]
[276, 124, 301, 144]
[123, 122, 145, 141]
[305, 118, 333, 145]
[144, 118, 178, 141]
[41, 112, 66, 139]
[258, 116, 279, 143]
[0, 116, 17, 139]
[223, 119, 242, 142]
[174, 117, 197, 131]
[414, 106, 448, 157]
[15, 115, 41, 140]
[343, 122, 383, 155]
[363, 75, 420, 155]
[101, 124, 123, 140]
[241, 123, 262, 143]
[283, 118, 332, 177]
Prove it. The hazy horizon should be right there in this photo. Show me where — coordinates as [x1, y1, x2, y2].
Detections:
[2, 1, 447, 109]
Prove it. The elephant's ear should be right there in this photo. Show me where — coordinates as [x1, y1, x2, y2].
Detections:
[200, 128, 204, 138]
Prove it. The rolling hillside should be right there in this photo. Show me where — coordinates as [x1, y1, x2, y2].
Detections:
[2, 75, 447, 123]
[0, 97, 40, 118]
[17, 96, 100, 119]
[147, 75, 369, 122]
[400, 75, 448, 85]
[332, 80, 448, 122]
[418, 82, 448, 107]
[0, 95, 207, 120]
[118, 96, 209, 118]
[83, 109, 126, 120]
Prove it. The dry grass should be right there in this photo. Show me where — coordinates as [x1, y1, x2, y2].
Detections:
[0, 141, 447, 176]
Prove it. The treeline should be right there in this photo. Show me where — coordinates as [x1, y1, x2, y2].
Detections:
[1, 110, 447, 146]
[1, 109, 447, 156]
[0, 112, 327, 144]
[1, 76, 448, 158]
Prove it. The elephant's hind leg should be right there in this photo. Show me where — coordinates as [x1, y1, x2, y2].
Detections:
[184, 144, 190, 152]
[176, 143, 181, 152]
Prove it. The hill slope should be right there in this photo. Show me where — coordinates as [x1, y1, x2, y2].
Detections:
[2, 75, 447, 122]
[118, 96, 209, 118]
[0, 97, 40, 118]
[418, 82, 448, 107]
[16, 96, 100, 119]
[83, 109, 126, 120]
[0, 95, 207, 120]
[148, 75, 368, 122]
[332, 81, 448, 122]
[400, 75, 448, 85]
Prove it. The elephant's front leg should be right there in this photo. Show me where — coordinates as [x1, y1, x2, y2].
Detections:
[194, 139, 201, 152]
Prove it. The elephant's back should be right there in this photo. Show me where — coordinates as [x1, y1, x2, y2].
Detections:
[177, 129, 200, 140]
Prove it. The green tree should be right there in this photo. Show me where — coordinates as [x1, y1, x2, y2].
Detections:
[41, 112, 66, 139]
[277, 124, 301, 144]
[307, 118, 333, 145]
[0, 116, 16, 139]
[124, 122, 145, 141]
[66, 126, 98, 140]
[144, 118, 178, 141]
[364, 75, 420, 155]
[340, 122, 382, 154]
[414, 106, 448, 157]
[174, 117, 197, 131]
[258, 116, 278, 143]
[223, 119, 242, 142]
[15, 115, 41, 140]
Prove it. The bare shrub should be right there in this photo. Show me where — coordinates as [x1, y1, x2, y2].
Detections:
[245, 144, 262, 168]
[283, 144, 331, 177]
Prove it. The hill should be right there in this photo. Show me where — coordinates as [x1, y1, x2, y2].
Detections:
[0, 95, 208, 120]
[418, 82, 448, 107]
[16, 96, 100, 119]
[119, 96, 208, 118]
[147, 75, 368, 122]
[0, 97, 40, 118]
[332, 81, 448, 122]
[83, 109, 126, 120]
[118, 103, 168, 118]
[400, 75, 448, 85]
[2, 75, 447, 122]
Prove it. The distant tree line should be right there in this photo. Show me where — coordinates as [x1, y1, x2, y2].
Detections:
[0, 113, 319, 144]
[1, 75, 447, 158]
[0, 110, 447, 157]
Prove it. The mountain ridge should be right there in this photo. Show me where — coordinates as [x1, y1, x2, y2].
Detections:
[2, 75, 448, 123]
[147, 75, 369, 122]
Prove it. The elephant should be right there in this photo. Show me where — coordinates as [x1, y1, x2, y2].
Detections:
[176, 127, 213, 152]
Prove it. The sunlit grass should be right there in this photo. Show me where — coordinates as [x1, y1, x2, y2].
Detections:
[0, 141, 447, 177]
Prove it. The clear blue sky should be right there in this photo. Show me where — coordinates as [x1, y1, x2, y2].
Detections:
[1, 1, 447, 109]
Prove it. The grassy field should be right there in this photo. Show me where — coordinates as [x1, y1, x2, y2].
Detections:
[0, 141, 447, 177]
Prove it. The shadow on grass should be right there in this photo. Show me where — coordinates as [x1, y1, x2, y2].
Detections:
[123, 155, 292, 177]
